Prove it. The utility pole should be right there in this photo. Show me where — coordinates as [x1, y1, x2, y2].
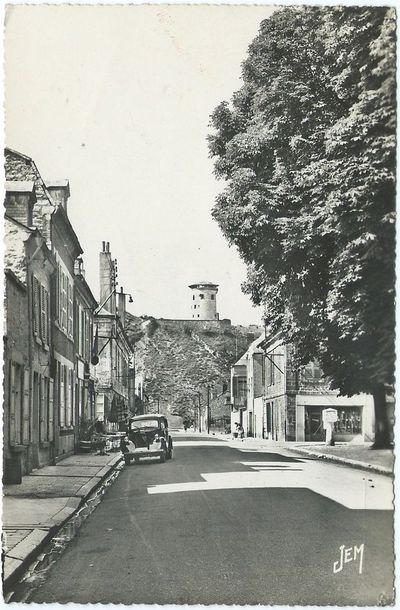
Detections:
[198, 392, 202, 433]
[207, 386, 210, 435]
[157, 397, 160, 414]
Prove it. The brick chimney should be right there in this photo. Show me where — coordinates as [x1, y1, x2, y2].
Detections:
[99, 241, 116, 314]
[118, 286, 126, 328]
[46, 180, 70, 214]
[5, 181, 36, 226]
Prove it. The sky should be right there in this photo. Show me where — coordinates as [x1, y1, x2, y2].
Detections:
[5, 4, 276, 325]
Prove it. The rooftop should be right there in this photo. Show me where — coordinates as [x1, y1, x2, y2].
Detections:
[188, 281, 219, 289]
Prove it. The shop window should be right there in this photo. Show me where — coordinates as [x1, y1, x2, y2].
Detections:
[334, 408, 362, 435]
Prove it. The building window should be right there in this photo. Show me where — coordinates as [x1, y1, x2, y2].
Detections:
[40, 285, 49, 345]
[9, 362, 22, 445]
[200, 293, 204, 299]
[32, 277, 49, 346]
[57, 262, 73, 338]
[266, 355, 275, 386]
[233, 376, 247, 399]
[38, 375, 54, 442]
[211, 294, 215, 300]
[193, 295, 195, 300]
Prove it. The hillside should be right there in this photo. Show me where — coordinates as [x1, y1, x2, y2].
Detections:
[124, 314, 263, 425]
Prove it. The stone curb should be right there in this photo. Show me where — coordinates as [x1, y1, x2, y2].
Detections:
[288, 446, 394, 477]
[210, 433, 393, 477]
[3, 456, 123, 594]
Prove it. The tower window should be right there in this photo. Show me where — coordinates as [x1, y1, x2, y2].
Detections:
[211, 294, 215, 300]
[193, 295, 195, 300]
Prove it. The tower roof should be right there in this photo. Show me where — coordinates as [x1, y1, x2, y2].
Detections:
[188, 281, 219, 289]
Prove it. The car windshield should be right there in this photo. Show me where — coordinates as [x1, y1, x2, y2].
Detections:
[130, 419, 160, 430]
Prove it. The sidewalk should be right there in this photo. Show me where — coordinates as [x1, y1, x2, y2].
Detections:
[211, 432, 394, 476]
[2, 452, 123, 593]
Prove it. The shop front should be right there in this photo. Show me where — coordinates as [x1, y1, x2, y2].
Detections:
[296, 393, 374, 442]
[305, 405, 363, 442]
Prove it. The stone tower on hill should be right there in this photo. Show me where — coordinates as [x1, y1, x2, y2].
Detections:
[189, 281, 219, 320]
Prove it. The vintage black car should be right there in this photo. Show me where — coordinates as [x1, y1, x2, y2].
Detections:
[123, 414, 173, 464]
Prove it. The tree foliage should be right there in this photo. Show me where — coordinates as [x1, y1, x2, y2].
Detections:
[127, 317, 260, 422]
[208, 7, 395, 446]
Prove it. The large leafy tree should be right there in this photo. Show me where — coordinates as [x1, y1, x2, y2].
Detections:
[208, 6, 395, 447]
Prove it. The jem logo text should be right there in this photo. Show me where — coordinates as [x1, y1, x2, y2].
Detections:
[333, 544, 364, 575]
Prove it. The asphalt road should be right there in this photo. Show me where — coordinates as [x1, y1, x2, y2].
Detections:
[28, 434, 394, 605]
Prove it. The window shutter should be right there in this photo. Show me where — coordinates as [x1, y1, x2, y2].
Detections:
[32, 276, 40, 335]
[48, 379, 54, 442]
[85, 314, 90, 361]
[69, 370, 74, 426]
[40, 285, 46, 342]
[9, 363, 16, 444]
[59, 364, 65, 428]
[66, 281, 70, 335]
[39, 376, 46, 442]
[46, 290, 50, 345]
[57, 264, 61, 323]
[65, 368, 70, 426]
[22, 368, 30, 444]
[62, 273, 67, 331]
[80, 308, 84, 356]
[68, 281, 73, 337]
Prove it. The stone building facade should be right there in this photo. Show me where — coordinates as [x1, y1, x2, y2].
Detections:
[3, 148, 105, 480]
[74, 258, 98, 436]
[95, 242, 134, 429]
[231, 332, 374, 443]
[4, 175, 56, 481]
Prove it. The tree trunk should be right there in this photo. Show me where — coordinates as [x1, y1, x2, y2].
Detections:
[371, 383, 392, 449]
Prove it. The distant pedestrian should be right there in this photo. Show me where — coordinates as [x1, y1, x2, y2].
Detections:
[238, 424, 244, 440]
[232, 423, 239, 439]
